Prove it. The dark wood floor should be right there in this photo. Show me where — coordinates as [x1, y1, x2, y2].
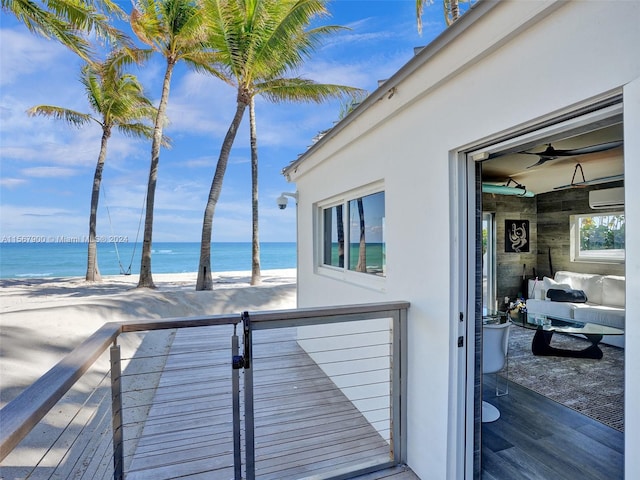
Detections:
[481, 377, 624, 480]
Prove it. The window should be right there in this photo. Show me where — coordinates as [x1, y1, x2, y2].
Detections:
[570, 213, 625, 263]
[482, 213, 496, 310]
[323, 204, 345, 268]
[321, 190, 385, 276]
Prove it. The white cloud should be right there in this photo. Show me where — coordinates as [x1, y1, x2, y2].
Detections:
[300, 58, 373, 89]
[323, 29, 395, 50]
[0, 204, 85, 238]
[0, 28, 70, 86]
[229, 154, 250, 165]
[165, 99, 230, 136]
[0, 178, 27, 188]
[183, 155, 217, 168]
[21, 166, 81, 178]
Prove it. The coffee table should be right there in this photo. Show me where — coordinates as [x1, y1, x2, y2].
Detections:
[509, 312, 624, 360]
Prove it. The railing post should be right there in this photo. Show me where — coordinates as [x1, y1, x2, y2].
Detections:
[399, 307, 408, 464]
[242, 311, 255, 480]
[231, 326, 242, 480]
[110, 343, 124, 480]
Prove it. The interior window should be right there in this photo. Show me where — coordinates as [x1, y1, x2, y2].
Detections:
[571, 213, 625, 262]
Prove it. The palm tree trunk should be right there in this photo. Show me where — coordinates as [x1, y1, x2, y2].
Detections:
[249, 98, 261, 285]
[196, 94, 248, 291]
[337, 205, 344, 267]
[86, 127, 110, 282]
[451, 0, 460, 23]
[445, 0, 461, 26]
[355, 198, 366, 272]
[138, 59, 175, 288]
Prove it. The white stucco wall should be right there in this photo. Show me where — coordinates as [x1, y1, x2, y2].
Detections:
[287, 1, 640, 478]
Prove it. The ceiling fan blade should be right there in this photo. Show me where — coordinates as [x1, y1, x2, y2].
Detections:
[521, 144, 557, 158]
[549, 140, 623, 156]
[526, 157, 554, 169]
[522, 139, 623, 159]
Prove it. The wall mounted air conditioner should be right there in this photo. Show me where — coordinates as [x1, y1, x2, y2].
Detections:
[589, 187, 624, 210]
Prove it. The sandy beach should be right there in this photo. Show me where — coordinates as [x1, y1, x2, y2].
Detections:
[0, 269, 297, 407]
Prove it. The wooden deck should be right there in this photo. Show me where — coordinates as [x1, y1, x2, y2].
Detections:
[125, 324, 414, 479]
[4, 317, 622, 480]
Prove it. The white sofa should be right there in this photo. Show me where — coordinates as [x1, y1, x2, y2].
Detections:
[526, 271, 625, 347]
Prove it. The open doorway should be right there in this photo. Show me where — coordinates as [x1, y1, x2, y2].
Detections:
[473, 104, 626, 478]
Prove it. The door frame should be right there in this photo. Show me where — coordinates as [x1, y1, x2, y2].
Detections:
[453, 95, 624, 479]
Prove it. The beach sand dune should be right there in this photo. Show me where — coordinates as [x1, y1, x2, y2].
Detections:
[0, 269, 297, 406]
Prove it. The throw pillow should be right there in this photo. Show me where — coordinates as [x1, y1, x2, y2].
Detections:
[543, 276, 572, 292]
[546, 288, 588, 303]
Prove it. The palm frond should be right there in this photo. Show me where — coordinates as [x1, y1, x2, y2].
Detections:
[131, 0, 208, 61]
[130, 3, 161, 50]
[182, 49, 230, 81]
[80, 63, 106, 112]
[82, 0, 127, 19]
[42, 0, 131, 47]
[256, 77, 364, 104]
[254, 0, 328, 70]
[116, 122, 170, 145]
[26, 105, 93, 127]
[416, 0, 433, 34]
[30, 46, 159, 136]
[101, 47, 154, 79]
[5, 0, 94, 59]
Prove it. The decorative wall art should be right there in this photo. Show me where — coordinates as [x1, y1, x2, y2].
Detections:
[505, 219, 530, 253]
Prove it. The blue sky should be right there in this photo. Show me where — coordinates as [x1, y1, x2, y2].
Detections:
[0, 1, 456, 243]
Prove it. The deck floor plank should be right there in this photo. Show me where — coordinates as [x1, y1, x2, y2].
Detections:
[127, 325, 404, 479]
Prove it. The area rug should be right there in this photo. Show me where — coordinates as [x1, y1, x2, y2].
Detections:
[500, 326, 624, 432]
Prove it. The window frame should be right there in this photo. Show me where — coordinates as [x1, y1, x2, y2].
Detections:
[570, 212, 625, 264]
[316, 183, 386, 288]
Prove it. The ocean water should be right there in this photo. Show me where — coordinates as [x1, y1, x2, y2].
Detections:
[0, 242, 296, 279]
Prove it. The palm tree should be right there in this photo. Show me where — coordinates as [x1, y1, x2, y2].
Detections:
[2, 0, 130, 61]
[27, 49, 159, 282]
[130, 0, 224, 288]
[416, 0, 471, 33]
[196, 0, 362, 290]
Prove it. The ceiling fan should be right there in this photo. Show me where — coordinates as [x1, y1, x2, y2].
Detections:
[553, 163, 625, 191]
[523, 140, 623, 168]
